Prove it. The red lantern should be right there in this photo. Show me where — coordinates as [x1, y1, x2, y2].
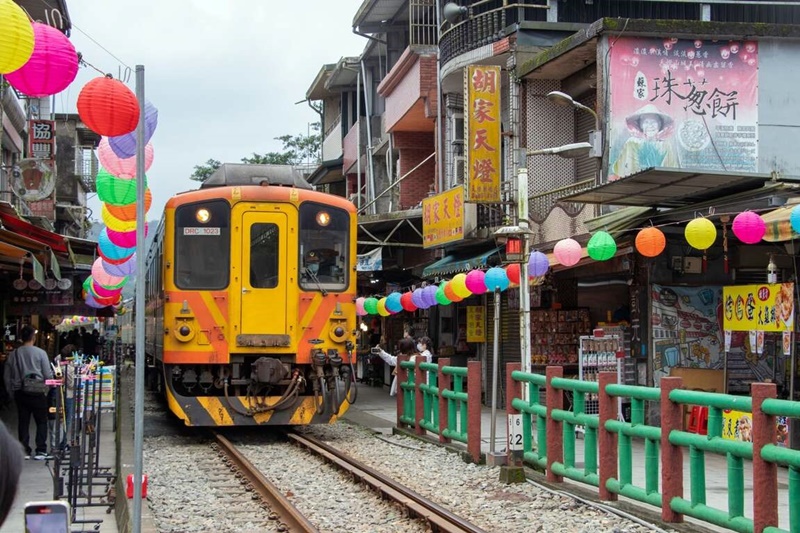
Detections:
[505, 263, 521, 285]
[400, 292, 417, 312]
[77, 76, 140, 137]
[635, 227, 666, 258]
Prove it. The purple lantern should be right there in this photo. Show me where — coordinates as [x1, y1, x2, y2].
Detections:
[84, 292, 107, 309]
[411, 288, 426, 309]
[422, 285, 439, 308]
[102, 255, 136, 278]
[108, 100, 158, 158]
[528, 251, 550, 277]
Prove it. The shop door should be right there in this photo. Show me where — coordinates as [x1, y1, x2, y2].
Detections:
[240, 211, 287, 335]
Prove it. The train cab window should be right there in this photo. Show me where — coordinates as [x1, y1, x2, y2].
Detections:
[298, 203, 349, 292]
[250, 223, 279, 288]
[174, 201, 230, 290]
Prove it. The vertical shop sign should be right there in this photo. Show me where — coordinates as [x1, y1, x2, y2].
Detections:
[28, 120, 56, 159]
[466, 305, 486, 342]
[608, 37, 758, 181]
[422, 186, 465, 248]
[465, 65, 501, 203]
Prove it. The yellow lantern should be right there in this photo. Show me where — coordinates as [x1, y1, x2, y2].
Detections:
[0, 0, 35, 74]
[377, 298, 391, 317]
[685, 218, 717, 250]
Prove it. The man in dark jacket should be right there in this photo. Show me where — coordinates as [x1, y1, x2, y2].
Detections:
[3, 326, 53, 460]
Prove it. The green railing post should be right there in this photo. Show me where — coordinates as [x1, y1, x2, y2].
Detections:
[598, 372, 618, 501]
[397, 355, 410, 428]
[414, 356, 425, 436]
[752, 382, 779, 533]
[689, 445, 706, 506]
[506, 362, 523, 466]
[546, 366, 564, 483]
[467, 360, 481, 463]
[438, 357, 452, 445]
[660, 376, 684, 523]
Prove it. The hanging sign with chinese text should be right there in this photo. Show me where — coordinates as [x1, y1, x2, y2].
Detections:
[608, 37, 758, 180]
[28, 119, 56, 159]
[723, 283, 794, 332]
[466, 65, 501, 203]
[423, 186, 465, 248]
[466, 305, 486, 342]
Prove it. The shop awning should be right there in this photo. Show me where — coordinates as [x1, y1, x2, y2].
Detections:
[548, 246, 634, 272]
[0, 210, 69, 253]
[422, 246, 502, 278]
[762, 197, 800, 242]
[584, 206, 655, 235]
[560, 168, 774, 208]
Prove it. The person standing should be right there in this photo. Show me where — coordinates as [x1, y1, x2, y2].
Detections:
[3, 325, 53, 460]
[372, 337, 421, 396]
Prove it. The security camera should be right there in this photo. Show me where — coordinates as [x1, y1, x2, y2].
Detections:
[11, 165, 20, 179]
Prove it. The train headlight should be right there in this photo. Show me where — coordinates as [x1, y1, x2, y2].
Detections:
[196, 208, 211, 223]
[329, 323, 348, 343]
[315, 210, 331, 227]
[174, 322, 195, 342]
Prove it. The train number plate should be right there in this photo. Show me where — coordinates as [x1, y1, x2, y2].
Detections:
[183, 227, 221, 236]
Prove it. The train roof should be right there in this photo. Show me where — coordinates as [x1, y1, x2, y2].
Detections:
[200, 163, 313, 190]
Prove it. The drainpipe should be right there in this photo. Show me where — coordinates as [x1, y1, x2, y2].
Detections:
[356, 69, 362, 210]
[360, 58, 377, 215]
[436, 0, 444, 193]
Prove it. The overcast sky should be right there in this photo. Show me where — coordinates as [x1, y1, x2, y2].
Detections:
[58, 0, 366, 221]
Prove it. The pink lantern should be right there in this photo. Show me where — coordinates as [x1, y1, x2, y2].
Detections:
[102, 255, 136, 278]
[91, 281, 123, 299]
[98, 137, 154, 179]
[5, 22, 79, 97]
[553, 238, 582, 267]
[355, 297, 366, 316]
[91, 257, 127, 288]
[732, 211, 766, 244]
[106, 224, 148, 249]
[465, 269, 487, 295]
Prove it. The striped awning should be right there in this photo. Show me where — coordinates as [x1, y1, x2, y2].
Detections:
[762, 198, 800, 242]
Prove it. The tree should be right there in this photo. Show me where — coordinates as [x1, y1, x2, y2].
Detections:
[189, 124, 322, 182]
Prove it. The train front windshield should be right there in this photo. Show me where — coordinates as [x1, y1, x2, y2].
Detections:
[298, 202, 349, 292]
[174, 201, 231, 290]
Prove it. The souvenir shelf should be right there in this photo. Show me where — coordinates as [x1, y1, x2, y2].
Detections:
[530, 308, 592, 367]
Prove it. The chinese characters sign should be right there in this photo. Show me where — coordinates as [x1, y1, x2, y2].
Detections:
[465, 65, 501, 203]
[422, 186, 465, 248]
[466, 305, 486, 342]
[723, 283, 794, 332]
[28, 120, 56, 159]
[608, 37, 758, 180]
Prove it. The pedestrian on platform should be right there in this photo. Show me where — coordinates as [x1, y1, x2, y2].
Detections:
[3, 325, 54, 460]
[0, 420, 23, 526]
[372, 337, 421, 396]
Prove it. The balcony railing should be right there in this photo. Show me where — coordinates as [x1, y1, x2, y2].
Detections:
[74, 146, 98, 192]
[410, 0, 438, 46]
[439, 1, 548, 65]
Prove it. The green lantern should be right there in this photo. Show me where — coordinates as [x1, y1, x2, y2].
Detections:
[435, 283, 452, 306]
[587, 231, 617, 261]
[95, 169, 148, 206]
[363, 297, 379, 315]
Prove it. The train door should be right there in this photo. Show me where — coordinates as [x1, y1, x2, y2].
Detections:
[239, 211, 287, 335]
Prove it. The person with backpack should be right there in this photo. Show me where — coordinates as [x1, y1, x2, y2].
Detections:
[3, 325, 53, 460]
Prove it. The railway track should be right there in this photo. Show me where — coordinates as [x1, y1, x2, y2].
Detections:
[286, 431, 488, 533]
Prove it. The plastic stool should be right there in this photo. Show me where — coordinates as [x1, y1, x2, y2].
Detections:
[687, 405, 708, 435]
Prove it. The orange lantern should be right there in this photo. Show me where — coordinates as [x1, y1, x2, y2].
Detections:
[635, 227, 666, 257]
[77, 76, 140, 137]
[105, 188, 152, 221]
[443, 282, 464, 302]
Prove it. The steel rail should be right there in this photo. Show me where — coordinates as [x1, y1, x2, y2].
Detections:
[212, 432, 319, 533]
[287, 432, 488, 533]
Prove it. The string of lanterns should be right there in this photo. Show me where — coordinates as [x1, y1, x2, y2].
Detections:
[357, 207, 797, 317]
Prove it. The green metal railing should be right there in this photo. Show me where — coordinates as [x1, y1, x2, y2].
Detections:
[550, 376, 601, 486]
[398, 360, 416, 427]
[509, 371, 548, 470]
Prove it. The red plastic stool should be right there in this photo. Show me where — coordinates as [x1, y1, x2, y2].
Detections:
[687, 406, 708, 435]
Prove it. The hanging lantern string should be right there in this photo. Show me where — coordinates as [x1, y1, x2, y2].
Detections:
[78, 55, 111, 77]
[631, 206, 779, 234]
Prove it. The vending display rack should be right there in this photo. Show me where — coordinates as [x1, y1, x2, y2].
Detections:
[577, 334, 624, 436]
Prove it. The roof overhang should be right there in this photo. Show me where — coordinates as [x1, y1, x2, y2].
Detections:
[560, 167, 777, 208]
[353, 0, 407, 33]
[327, 57, 361, 90]
[306, 64, 336, 100]
[308, 157, 344, 186]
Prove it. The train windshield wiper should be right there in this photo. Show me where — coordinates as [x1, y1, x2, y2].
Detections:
[305, 268, 328, 296]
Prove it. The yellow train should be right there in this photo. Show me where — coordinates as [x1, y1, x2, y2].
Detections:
[143, 164, 358, 426]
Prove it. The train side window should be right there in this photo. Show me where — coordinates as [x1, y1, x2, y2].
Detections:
[250, 223, 278, 288]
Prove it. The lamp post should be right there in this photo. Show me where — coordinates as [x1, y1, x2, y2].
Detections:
[546, 91, 603, 159]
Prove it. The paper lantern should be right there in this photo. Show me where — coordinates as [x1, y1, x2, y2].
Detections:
[77, 76, 140, 137]
[385, 292, 403, 314]
[450, 273, 472, 299]
[98, 228, 135, 262]
[363, 297, 379, 315]
[377, 298, 391, 316]
[483, 267, 509, 292]
[422, 285, 439, 308]
[84, 292, 108, 309]
[685, 218, 716, 250]
[5, 22, 78, 97]
[465, 269, 487, 295]
[732, 211, 765, 244]
[411, 288, 426, 309]
[435, 284, 452, 306]
[443, 282, 463, 303]
[635, 227, 666, 258]
[88, 291, 121, 307]
[102, 255, 136, 278]
[528, 251, 549, 277]
[96, 171, 147, 206]
[108, 100, 159, 158]
[553, 238, 582, 267]
[791, 205, 800, 234]
[91, 280, 124, 298]
[98, 137, 154, 179]
[587, 231, 617, 262]
[92, 258, 127, 288]
[505, 263, 521, 285]
[355, 297, 367, 316]
[400, 292, 417, 312]
[104, 188, 153, 222]
[0, 0, 35, 74]
[106, 224, 148, 249]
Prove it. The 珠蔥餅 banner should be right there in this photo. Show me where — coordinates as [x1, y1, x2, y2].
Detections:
[608, 37, 758, 181]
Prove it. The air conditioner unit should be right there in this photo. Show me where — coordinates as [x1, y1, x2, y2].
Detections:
[453, 156, 466, 185]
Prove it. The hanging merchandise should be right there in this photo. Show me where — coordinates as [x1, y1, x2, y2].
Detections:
[635, 227, 666, 258]
[731, 211, 765, 244]
[0, 0, 35, 74]
[587, 231, 617, 261]
[5, 22, 78, 97]
[685, 217, 717, 250]
[553, 238, 582, 267]
[528, 250, 549, 277]
[77, 76, 140, 137]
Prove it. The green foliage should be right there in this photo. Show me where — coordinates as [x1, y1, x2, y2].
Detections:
[189, 124, 321, 182]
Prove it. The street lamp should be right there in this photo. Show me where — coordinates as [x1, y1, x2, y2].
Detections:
[546, 91, 603, 159]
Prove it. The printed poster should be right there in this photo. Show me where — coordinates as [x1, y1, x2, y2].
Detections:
[651, 284, 723, 385]
[608, 37, 758, 180]
[722, 409, 789, 447]
[723, 283, 795, 332]
[466, 305, 486, 343]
